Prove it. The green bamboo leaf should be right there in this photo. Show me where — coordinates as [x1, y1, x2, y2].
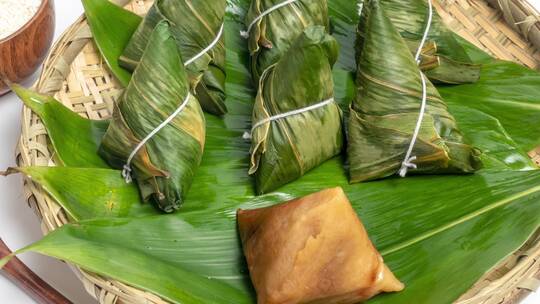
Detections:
[81, 0, 141, 86]
[348, 1, 481, 182]
[99, 22, 206, 213]
[447, 106, 535, 171]
[11, 85, 110, 168]
[328, 0, 360, 71]
[249, 26, 344, 194]
[4, 224, 251, 304]
[441, 61, 540, 152]
[3, 171, 540, 304]
[438, 37, 540, 162]
[2, 167, 156, 220]
[119, 0, 228, 115]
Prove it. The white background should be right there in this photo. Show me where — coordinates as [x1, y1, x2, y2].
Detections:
[0, 0, 539, 303]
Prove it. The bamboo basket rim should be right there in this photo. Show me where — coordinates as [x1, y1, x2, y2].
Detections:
[16, 0, 540, 303]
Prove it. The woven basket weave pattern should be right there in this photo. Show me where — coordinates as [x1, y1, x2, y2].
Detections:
[436, 0, 540, 69]
[16, 0, 540, 303]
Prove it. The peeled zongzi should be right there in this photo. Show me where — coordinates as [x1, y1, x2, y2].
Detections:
[237, 187, 405, 304]
[120, 0, 227, 116]
[100, 22, 205, 212]
[243, 0, 329, 80]
[348, 1, 481, 183]
[248, 26, 344, 194]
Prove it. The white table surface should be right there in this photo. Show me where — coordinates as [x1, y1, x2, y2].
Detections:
[0, 0, 539, 303]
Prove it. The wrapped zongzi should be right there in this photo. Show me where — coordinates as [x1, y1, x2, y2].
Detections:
[248, 26, 344, 194]
[348, 1, 481, 183]
[100, 22, 205, 212]
[357, 0, 481, 84]
[243, 0, 329, 80]
[237, 187, 404, 304]
[120, 0, 227, 116]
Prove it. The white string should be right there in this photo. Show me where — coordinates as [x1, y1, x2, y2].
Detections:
[243, 97, 335, 140]
[398, 0, 433, 178]
[122, 93, 191, 183]
[121, 23, 225, 183]
[240, 0, 300, 38]
[185, 23, 224, 66]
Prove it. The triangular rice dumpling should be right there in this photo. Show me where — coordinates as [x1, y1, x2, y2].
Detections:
[100, 22, 205, 212]
[357, 0, 481, 84]
[244, 0, 329, 81]
[119, 0, 227, 116]
[348, 1, 481, 183]
[237, 187, 404, 303]
[249, 26, 344, 194]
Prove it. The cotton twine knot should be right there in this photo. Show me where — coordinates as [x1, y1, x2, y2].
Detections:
[122, 165, 133, 183]
[240, 31, 249, 39]
[399, 156, 417, 178]
[243, 131, 252, 140]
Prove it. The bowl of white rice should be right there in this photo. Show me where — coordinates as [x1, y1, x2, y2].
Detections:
[0, 0, 55, 96]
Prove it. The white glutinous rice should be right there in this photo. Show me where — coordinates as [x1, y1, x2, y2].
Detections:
[0, 0, 42, 40]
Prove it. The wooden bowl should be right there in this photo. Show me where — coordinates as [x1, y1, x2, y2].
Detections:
[0, 0, 55, 96]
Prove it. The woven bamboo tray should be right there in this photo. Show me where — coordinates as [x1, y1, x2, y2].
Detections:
[16, 0, 540, 303]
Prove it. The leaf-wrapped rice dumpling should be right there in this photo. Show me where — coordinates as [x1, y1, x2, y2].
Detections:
[244, 0, 329, 80]
[237, 187, 404, 304]
[348, 1, 481, 183]
[119, 0, 227, 116]
[100, 22, 205, 212]
[248, 26, 344, 194]
[357, 0, 481, 84]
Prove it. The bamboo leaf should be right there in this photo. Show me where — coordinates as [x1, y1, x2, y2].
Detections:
[3, 167, 156, 220]
[81, 0, 141, 86]
[446, 106, 535, 171]
[12, 224, 251, 304]
[441, 61, 540, 152]
[12, 85, 110, 168]
[6, 171, 540, 303]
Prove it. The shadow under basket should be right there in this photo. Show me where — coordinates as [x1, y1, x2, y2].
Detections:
[16, 0, 540, 303]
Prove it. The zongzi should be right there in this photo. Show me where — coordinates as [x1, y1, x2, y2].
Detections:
[357, 0, 481, 84]
[99, 22, 205, 213]
[348, 1, 481, 183]
[237, 187, 405, 304]
[248, 26, 344, 194]
[120, 0, 227, 116]
[243, 0, 329, 80]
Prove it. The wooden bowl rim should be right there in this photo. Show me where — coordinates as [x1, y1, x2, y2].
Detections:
[0, 0, 52, 44]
